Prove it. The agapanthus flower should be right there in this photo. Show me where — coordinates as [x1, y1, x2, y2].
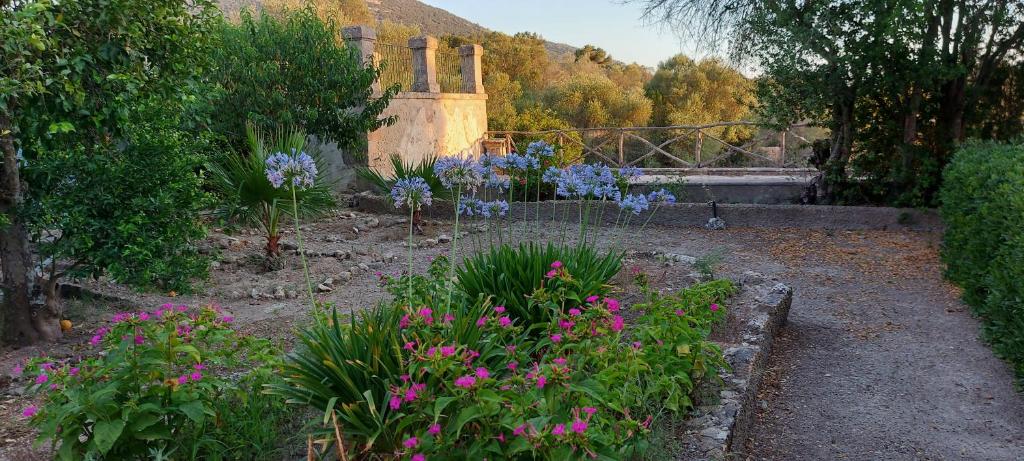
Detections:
[646, 188, 677, 204]
[483, 200, 509, 217]
[505, 152, 540, 171]
[618, 166, 643, 179]
[542, 166, 562, 184]
[479, 152, 507, 170]
[526, 140, 555, 158]
[391, 177, 433, 210]
[458, 196, 482, 217]
[265, 148, 318, 190]
[617, 193, 650, 215]
[434, 156, 486, 191]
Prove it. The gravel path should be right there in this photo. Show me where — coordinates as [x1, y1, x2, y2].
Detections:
[647, 227, 1024, 460]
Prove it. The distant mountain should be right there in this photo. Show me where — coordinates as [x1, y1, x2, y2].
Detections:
[216, 0, 578, 61]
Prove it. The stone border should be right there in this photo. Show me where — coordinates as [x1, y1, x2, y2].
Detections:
[676, 274, 793, 460]
[351, 193, 943, 232]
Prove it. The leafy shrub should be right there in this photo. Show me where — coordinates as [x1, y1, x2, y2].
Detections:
[24, 107, 213, 292]
[18, 306, 287, 460]
[456, 242, 622, 325]
[207, 123, 335, 259]
[275, 256, 730, 459]
[209, 7, 396, 148]
[940, 140, 1024, 381]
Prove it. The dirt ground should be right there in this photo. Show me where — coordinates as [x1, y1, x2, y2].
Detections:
[2, 204, 1023, 460]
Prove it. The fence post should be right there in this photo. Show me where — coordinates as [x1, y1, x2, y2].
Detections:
[342, 25, 379, 95]
[409, 35, 440, 93]
[779, 128, 788, 166]
[695, 130, 704, 166]
[617, 130, 625, 166]
[458, 44, 485, 94]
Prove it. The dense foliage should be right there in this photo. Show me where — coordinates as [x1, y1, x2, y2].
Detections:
[1, 0, 219, 344]
[640, 0, 1024, 206]
[18, 306, 289, 460]
[273, 253, 733, 459]
[209, 7, 396, 148]
[940, 140, 1024, 382]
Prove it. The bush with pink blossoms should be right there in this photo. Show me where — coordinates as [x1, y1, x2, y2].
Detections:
[275, 255, 735, 460]
[16, 305, 287, 460]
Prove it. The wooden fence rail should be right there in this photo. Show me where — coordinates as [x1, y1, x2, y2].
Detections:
[485, 122, 817, 169]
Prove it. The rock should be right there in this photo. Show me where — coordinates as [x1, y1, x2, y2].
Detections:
[316, 283, 333, 293]
[272, 286, 286, 300]
[705, 217, 727, 230]
[229, 290, 244, 299]
[355, 247, 369, 256]
[381, 252, 396, 262]
[249, 288, 260, 300]
[437, 234, 452, 243]
[323, 277, 334, 287]
[332, 250, 351, 259]
[337, 271, 352, 282]
[286, 290, 298, 299]
[366, 262, 384, 270]
[422, 238, 438, 247]
[210, 261, 222, 270]
[280, 241, 299, 251]
[358, 263, 370, 272]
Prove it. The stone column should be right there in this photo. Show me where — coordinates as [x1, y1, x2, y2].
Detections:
[342, 25, 380, 94]
[459, 44, 485, 94]
[409, 35, 440, 93]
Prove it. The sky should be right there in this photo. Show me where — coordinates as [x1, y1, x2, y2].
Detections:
[418, 0, 707, 68]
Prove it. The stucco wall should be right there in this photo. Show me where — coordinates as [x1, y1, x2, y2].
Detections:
[368, 92, 488, 176]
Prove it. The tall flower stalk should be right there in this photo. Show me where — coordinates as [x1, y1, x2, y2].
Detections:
[434, 156, 485, 308]
[391, 177, 433, 305]
[265, 148, 319, 307]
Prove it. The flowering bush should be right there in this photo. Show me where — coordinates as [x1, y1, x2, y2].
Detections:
[276, 257, 732, 459]
[17, 305, 286, 460]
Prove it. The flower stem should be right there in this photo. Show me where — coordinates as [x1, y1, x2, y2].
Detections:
[408, 206, 414, 306]
[446, 184, 463, 308]
[292, 186, 316, 310]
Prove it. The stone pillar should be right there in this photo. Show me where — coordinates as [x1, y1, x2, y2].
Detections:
[409, 35, 440, 93]
[459, 44, 485, 94]
[342, 25, 380, 94]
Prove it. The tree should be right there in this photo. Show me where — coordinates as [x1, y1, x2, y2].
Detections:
[575, 45, 614, 66]
[1, 0, 219, 345]
[209, 7, 396, 149]
[637, 0, 1024, 205]
[646, 55, 755, 142]
[544, 73, 653, 128]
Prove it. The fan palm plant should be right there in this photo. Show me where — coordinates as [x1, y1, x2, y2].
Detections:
[207, 122, 335, 261]
[355, 153, 450, 200]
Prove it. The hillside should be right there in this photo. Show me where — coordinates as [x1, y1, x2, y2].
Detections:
[216, 0, 577, 60]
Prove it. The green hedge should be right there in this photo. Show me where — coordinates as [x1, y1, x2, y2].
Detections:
[940, 140, 1024, 382]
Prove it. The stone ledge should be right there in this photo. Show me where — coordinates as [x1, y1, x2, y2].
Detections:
[392, 91, 488, 101]
[675, 275, 793, 460]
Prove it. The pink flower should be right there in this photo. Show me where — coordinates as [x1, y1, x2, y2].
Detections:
[632, 341, 642, 349]
[552, 423, 565, 436]
[138, 312, 150, 321]
[506, 345, 517, 353]
[494, 305, 506, 313]
[475, 367, 489, 379]
[443, 313, 455, 323]
[35, 374, 48, 384]
[418, 307, 432, 318]
[710, 303, 719, 312]
[411, 454, 425, 461]
[568, 308, 582, 317]
[536, 375, 547, 388]
[194, 363, 205, 371]
[22, 405, 38, 418]
[412, 383, 426, 392]
[399, 315, 411, 329]
[513, 424, 527, 436]
[605, 298, 620, 312]
[507, 361, 518, 371]
[90, 335, 103, 346]
[40, 362, 54, 371]
[441, 345, 456, 357]
[611, 315, 624, 332]
[454, 376, 476, 388]
[12, 364, 22, 375]
[134, 335, 145, 345]
[466, 349, 481, 361]
[69, 367, 79, 376]
[586, 295, 599, 303]
[389, 395, 402, 410]
[476, 317, 487, 327]
[190, 371, 202, 381]
[559, 319, 575, 330]
[550, 334, 562, 343]
[426, 347, 437, 356]
[404, 341, 417, 351]
[497, 432, 506, 443]
[498, 316, 512, 328]
[553, 357, 567, 366]
[582, 407, 597, 416]
[404, 387, 418, 402]
[178, 375, 188, 385]
[428, 423, 441, 436]
[49, 383, 58, 390]
[403, 436, 418, 448]
[550, 260, 563, 269]
[675, 309, 685, 316]
[571, 419, 587, 434]
[545, 269, 558, 278]
[175, 305, 186, 312]
[401, 374, 411, 383]
[221, 316, 234, 323]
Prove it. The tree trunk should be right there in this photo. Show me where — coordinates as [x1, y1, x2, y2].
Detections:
[818, 92, 855, 203]
[0, 114, 60, 345]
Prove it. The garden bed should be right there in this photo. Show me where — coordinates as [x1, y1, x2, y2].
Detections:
[1, 202, 791, 459]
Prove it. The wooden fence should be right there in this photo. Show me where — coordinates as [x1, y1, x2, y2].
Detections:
[485, 122, 818, 168]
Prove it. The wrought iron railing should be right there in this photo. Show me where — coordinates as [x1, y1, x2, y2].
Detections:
[436, 48, 463, 93]
[486, 122, 820, 168]
[376, 43, 415, 91]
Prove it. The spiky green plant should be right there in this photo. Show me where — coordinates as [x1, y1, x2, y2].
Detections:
[207, 123, 335, 258]
[355, 154, 451, 199]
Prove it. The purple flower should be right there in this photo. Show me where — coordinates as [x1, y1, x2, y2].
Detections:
[552, 423, 565, 436]
[454, 375, 476, 388]
[616, 193, 650, 215]
[428, 423, 441, 436]
[571, 419, 588, 434]
[22, 405, 38, 418]
[498, 316, 512, 328]
[646, 188, 676, 204]
[411, 454, 425, 461]
[389, 395, 402, 410]
[265, 149, 318, 190]
[475, 367, 490, 379]
[190, 371, 202, 381]
[390, 177, 433, 210]
[35, 374, 48, 384]
[177, 375, 188, 385]
[403, 436, 418, 448]
[550, 334, 562, 343]
[494, 305, 506, 314]
[433, 156, 485, 191]
[568, 308, 581, 317]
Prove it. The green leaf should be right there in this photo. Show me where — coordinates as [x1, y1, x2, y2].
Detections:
[433, 396, 457, 419]
[92, 419, 125, 454]
[450, 405, 483, 437]
[178, 400, 206, 424]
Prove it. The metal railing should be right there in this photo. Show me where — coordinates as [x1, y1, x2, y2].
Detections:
[486, 122, 819, 168]
[376, 43, 415, 91]
[435, 48, 464, 94]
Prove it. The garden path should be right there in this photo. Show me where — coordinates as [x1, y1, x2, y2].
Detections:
[650, 227, 1024, 460]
